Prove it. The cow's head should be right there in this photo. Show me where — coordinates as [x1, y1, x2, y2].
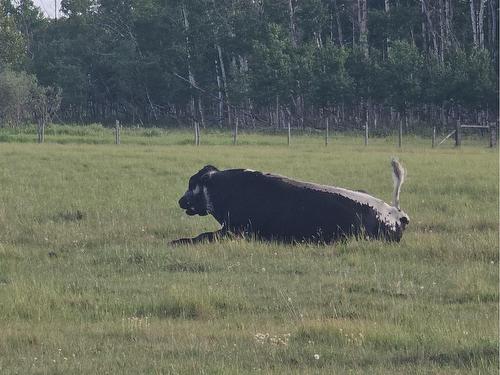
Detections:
[178, 165, 218, 216]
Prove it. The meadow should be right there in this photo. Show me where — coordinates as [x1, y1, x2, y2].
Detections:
[0, 126, 497, 374]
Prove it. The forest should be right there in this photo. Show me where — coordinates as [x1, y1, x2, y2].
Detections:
[0, 0, 498, 131]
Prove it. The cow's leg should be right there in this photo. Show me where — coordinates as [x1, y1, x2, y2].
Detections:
[169, 228, 227, 246]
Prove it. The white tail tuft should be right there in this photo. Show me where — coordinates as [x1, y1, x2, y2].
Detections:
[391, 158, 405, 209]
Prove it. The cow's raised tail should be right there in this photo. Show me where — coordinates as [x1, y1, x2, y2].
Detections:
[391, 158, 406, 209]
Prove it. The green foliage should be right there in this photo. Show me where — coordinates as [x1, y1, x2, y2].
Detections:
[249, 24, 294, 106]
[1, 0, 498, 125]
[444, 49, 498, 110]
[0, 68, 61, 127]
[0, 1, 25, 68]
[60, 0, 97, 18]
[346, 47, 380, 101]
[310, 44, 352, 106]
[0, 69, 37, 126]
[383, 40, 424, 111]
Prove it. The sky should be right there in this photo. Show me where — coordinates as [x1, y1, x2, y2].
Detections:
[32, 0, 60, 19]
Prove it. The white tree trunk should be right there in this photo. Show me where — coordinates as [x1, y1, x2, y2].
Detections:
[478, 0, 487, 49]
[332, 0, 344, 47]
[215, 60, 223, 128]
[470, 0, 487, 49]
[288, 0, 297, 47]
[422, 0, 439, 58]
[445, 0, 452, 48]
[421, 0, 427, 53]
[470, 0, 479, 48]
[182, 4, 199, 144]
[489, 0, 497, 48]
[217, 44, 231, 126]
[357, 0, 368, 58]
[438, 0, 445, 62]
[385, 0, 390, 55]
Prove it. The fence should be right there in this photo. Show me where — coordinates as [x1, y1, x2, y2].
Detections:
[432, 120, 498, 148]
[29, 118, 498, 148]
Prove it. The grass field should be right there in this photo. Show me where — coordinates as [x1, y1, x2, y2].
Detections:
[0, 128, 498, 374]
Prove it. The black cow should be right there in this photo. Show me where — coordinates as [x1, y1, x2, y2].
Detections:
[171, 160, 409, 245]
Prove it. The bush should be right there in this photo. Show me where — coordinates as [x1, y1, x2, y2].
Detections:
[0, 69, 37, 127]
[0, 69, 61, 128]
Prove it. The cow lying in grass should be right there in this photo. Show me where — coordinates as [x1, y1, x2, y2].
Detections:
[171, 160, 409, 245]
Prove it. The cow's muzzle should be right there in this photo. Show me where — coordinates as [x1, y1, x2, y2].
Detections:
[179, 196, 189, 209]
[179, 195, 197, 216]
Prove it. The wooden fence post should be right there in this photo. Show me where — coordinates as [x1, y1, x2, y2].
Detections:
[455, 119, 461, 147]
[115, 120, 120, 145]
[432, 126, 436, 148]
[325, 116, 329, 146]
[193, 121, 197, 145]
[364, 110, 368, 146]
[287, 114, 291, 146]
[490, 121, 497, 148]
[233, 115, 238, 145]
[398, 117, 402, 148]
[194, 121, 200, 146]
[37, 118, 45, 144]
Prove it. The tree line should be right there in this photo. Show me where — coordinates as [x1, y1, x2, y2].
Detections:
[0, 0, 498, 132]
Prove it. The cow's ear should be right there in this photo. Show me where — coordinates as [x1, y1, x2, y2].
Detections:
[200, 171, 214, 184]
[201, 165, 218, 174]
[199, 165, 218, 184]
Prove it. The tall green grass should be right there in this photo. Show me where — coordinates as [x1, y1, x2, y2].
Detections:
[0, 131, 497, 374]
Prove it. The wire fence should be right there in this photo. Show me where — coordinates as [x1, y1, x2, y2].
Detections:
[0, 120, 497, 149]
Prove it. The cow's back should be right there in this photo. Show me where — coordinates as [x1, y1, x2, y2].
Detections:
[207, 170, 377, 241]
